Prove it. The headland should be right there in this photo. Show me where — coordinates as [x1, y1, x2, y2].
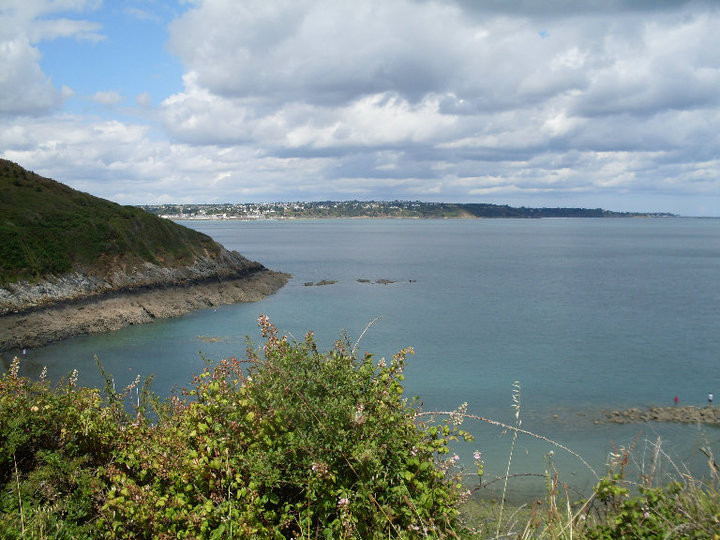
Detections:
[0, 160, 289, 351]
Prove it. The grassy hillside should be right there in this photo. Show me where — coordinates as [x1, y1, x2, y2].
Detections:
[0, 160, 222, 285]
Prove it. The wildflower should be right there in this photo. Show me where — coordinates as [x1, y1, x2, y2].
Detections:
[40, 366, 47, 382]
[338, 496, 350, 508]
[125, 374, 141, 393]
[68, 369, 79, 387]
[452, 454, 460, 461]
[449, 402, 468, 427]
[473, 450, 482, 462]
[311, 462, 329, 477]
[353, 403, 366, 425]
[9, 357, 20, 379]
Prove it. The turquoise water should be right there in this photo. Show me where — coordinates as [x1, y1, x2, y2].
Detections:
[5, 218, 720, 499]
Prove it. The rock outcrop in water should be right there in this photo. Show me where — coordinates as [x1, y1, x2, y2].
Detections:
[602, 405, 720, 425]
[0, 160, 289, 351]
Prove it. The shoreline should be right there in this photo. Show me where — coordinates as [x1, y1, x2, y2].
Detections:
[0, 269, 290, 352]
[169, 214, 678, 222]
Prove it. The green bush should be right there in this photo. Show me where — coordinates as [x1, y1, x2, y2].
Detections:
[0, 317, 472, 538]
[0, 361, 120, 537]
[583, 471, 720, 538]
[7, 316, 717, 537]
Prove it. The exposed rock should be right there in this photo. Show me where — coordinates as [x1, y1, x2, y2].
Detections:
[315, 280, 337, 286]
[602, 405, 720, 426]
[0, 269, 289, 351]
[0, 248, 263, 316]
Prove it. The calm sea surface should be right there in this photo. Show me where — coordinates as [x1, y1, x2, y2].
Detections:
[6, 217, 720, 499]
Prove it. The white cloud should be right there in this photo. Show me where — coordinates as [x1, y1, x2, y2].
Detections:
[92, 90, 123, 105]
[27, 18, 104, 42]
[0, 36, 63, 115]
[0, 0, 103, 116]
[3, 0, 720, 214]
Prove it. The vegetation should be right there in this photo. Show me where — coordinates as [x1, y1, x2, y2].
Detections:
[1, 318, 718, 538]
[141, 200, 674, 221]
[0, 317, 472, 538]
[0, 160, 221, 285]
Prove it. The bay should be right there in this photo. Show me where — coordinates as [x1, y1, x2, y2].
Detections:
[6, 217, 720, 499]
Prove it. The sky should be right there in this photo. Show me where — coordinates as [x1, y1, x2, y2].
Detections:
[1, 1, 720, 216]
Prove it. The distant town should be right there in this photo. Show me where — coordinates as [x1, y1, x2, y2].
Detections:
[140, 201, 673, 220]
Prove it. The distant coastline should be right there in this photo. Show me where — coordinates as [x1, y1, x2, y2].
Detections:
[141, 201, 675, 221]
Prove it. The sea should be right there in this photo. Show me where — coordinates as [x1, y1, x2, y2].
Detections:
[5, 217, 720, 500]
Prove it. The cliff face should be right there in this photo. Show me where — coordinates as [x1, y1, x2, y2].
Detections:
[0, 161, 289, 350]
[0, 248, 265, 316]
[0, 270, 289, 351]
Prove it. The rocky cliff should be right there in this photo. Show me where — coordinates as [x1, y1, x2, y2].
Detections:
[0, 248, 266, 316]
[0, 160, 289, 350]
[0, 269, 289, 351]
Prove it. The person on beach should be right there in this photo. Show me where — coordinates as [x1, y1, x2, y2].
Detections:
[709, 393, 714, 406]
[674, 396, 679, 405]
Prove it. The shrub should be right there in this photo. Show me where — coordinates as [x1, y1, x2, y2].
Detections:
[99, 316, 472, 538]
[0, 360, 120, 537]
[0, 317, 472, 538]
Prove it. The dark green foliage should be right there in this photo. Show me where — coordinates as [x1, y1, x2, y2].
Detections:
[0, 160, 221, 285]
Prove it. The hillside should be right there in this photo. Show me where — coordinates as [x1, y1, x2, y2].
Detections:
[0, 160, 289, 349]
[0, 159, 223, 285]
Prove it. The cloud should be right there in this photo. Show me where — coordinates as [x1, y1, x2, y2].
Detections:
[136, 92, 153, 107]
[3, 0, 720, 214]
[168, 0, 470, 105]
[27, 18, 104, 43]
[92, 90, 123, 105]
[158, 0, 720, 212]
[0, 0, 103, 116]
[124, 7, 162, 23]
[0, 36, 64, 115]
